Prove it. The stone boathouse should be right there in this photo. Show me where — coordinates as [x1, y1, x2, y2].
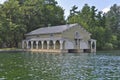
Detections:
[22, 23, 96, 53]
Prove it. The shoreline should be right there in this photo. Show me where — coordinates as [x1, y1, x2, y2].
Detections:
[0, 48, 25, 52]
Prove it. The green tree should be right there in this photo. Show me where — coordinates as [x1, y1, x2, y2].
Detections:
[67, 4, 113, 50]
[0, 0, 65, 48]
[106, 4, 120, 48]
[21, 0, 65, 32]
[0, 0, 26, 47]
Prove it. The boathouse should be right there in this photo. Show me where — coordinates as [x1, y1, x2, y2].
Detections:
[22, 23, 96, 53]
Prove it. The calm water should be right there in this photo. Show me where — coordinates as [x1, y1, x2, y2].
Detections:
[0, 51, 120, 80]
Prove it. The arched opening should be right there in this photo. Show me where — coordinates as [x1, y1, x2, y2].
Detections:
[38, 41, 42, 49]
[92, 42, 95, 49]
[49, 40, 53, 49]
[56, 40, 60, 49]
[43, 41, 47, 49]
[33, 41, 36, 49]
[74, 32, 80, 48]
[28, 41, 31, 49]
[62, 41, 65, 49]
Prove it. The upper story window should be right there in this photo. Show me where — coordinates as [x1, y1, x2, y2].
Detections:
[36, 35, 39, 37]
[75, 31, 80, 39]
[76, 32, 79, 36]
[50, 33, 53, 37]
[75, 39, 77, 45]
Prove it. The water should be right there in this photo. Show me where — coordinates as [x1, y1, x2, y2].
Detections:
[0, 51, 120, 80]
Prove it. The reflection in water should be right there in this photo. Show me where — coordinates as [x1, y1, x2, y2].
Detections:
[24, 52, 62, 80]
[0, 52, 120, 80]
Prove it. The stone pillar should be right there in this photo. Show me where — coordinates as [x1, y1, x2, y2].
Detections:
[90, 40, 97, 53]
[79, 39, 81, 49]
[47, 41, 50, 49]
[36, 41, 38, 49]
[76, 39, 79, 49]
[31, 41, 33, 49]
[90, 41, 93, 51]
[41, 41, 44, 49]
[94, 40, 96, 52]
[26, 41, 29, 49]
[60, 40, 63, 50]
[53, 41, 56, 49]
[22, 40, 24, 49]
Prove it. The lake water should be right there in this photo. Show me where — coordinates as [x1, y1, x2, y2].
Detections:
[0, 51, 120, 80]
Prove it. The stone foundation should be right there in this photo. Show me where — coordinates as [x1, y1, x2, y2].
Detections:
[25, 49, 68, 53]
[24, 49, 95, 53]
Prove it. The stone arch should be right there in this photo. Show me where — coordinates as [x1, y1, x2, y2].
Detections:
[49, 40, 54, 49]
[43, 41, 47, 49]
[33, 41, 36, 49]
[56, 40, 60, 49]
[28, 41, 31, 49]
[38, 41, 42, 49]
[62, 41, 65, 49]
[92, 41, 95, 49]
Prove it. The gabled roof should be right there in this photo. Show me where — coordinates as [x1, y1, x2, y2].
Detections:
[26, 23, 91, 36]
[26, 23, 78, 35]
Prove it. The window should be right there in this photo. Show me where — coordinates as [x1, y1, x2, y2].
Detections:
[75, 32, 79, 36]
[50, 34, 53, 37]
[36, 35, 39, 37]
[75, 39, 77, 45]
[75, 31, 79, 39]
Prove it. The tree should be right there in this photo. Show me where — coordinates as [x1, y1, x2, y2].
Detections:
[0, 0, 26, 47]
[0, 0, 65, 48]
[21, 0, 65, 32]
[70, 5, 79, 16]
[105, 4, 120, 48]
[67, 4, 114, 50]
[106, 4, 120, 34]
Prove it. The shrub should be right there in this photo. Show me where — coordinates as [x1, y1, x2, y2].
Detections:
[103, 43, 113, 50]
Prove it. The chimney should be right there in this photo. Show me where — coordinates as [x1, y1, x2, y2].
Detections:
[48, 24, 51, 27]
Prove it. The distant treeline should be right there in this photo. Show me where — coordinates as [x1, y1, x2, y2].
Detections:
[0, 0, 120, 50]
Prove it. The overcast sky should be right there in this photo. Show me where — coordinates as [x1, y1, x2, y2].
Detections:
[0, 0, 5, 4]
[0, 0, 120, 18]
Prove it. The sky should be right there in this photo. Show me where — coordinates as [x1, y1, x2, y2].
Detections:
[0, 0, 5, 4]
[56, 0, 120, 18]
[0, 0, 120, 18]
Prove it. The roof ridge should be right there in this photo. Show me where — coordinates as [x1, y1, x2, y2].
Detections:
[63, 23, 78, 32]
[26, 23, 79, 35]
[32, 23, 78, 31]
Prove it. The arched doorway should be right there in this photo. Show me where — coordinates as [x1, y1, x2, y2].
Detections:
[43, 41, 47, 49]
[38, 41, 42, 49]
[28, 41, 31, 49]
[92, 41, 95, 49]
[49, 40, 53, 49]
[56, 40, 60, 49]
[62, 41, 65, 49]
[74, 31, 80, 49]
[33, 41, 36, 49]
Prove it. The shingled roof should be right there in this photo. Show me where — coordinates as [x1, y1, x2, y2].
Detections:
[26, 23, 78, 35]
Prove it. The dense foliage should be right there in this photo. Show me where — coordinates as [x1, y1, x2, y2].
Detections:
[0, 0, 65, 48]
[0, 0, 120, 50]
[68, 4, 120, 50]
